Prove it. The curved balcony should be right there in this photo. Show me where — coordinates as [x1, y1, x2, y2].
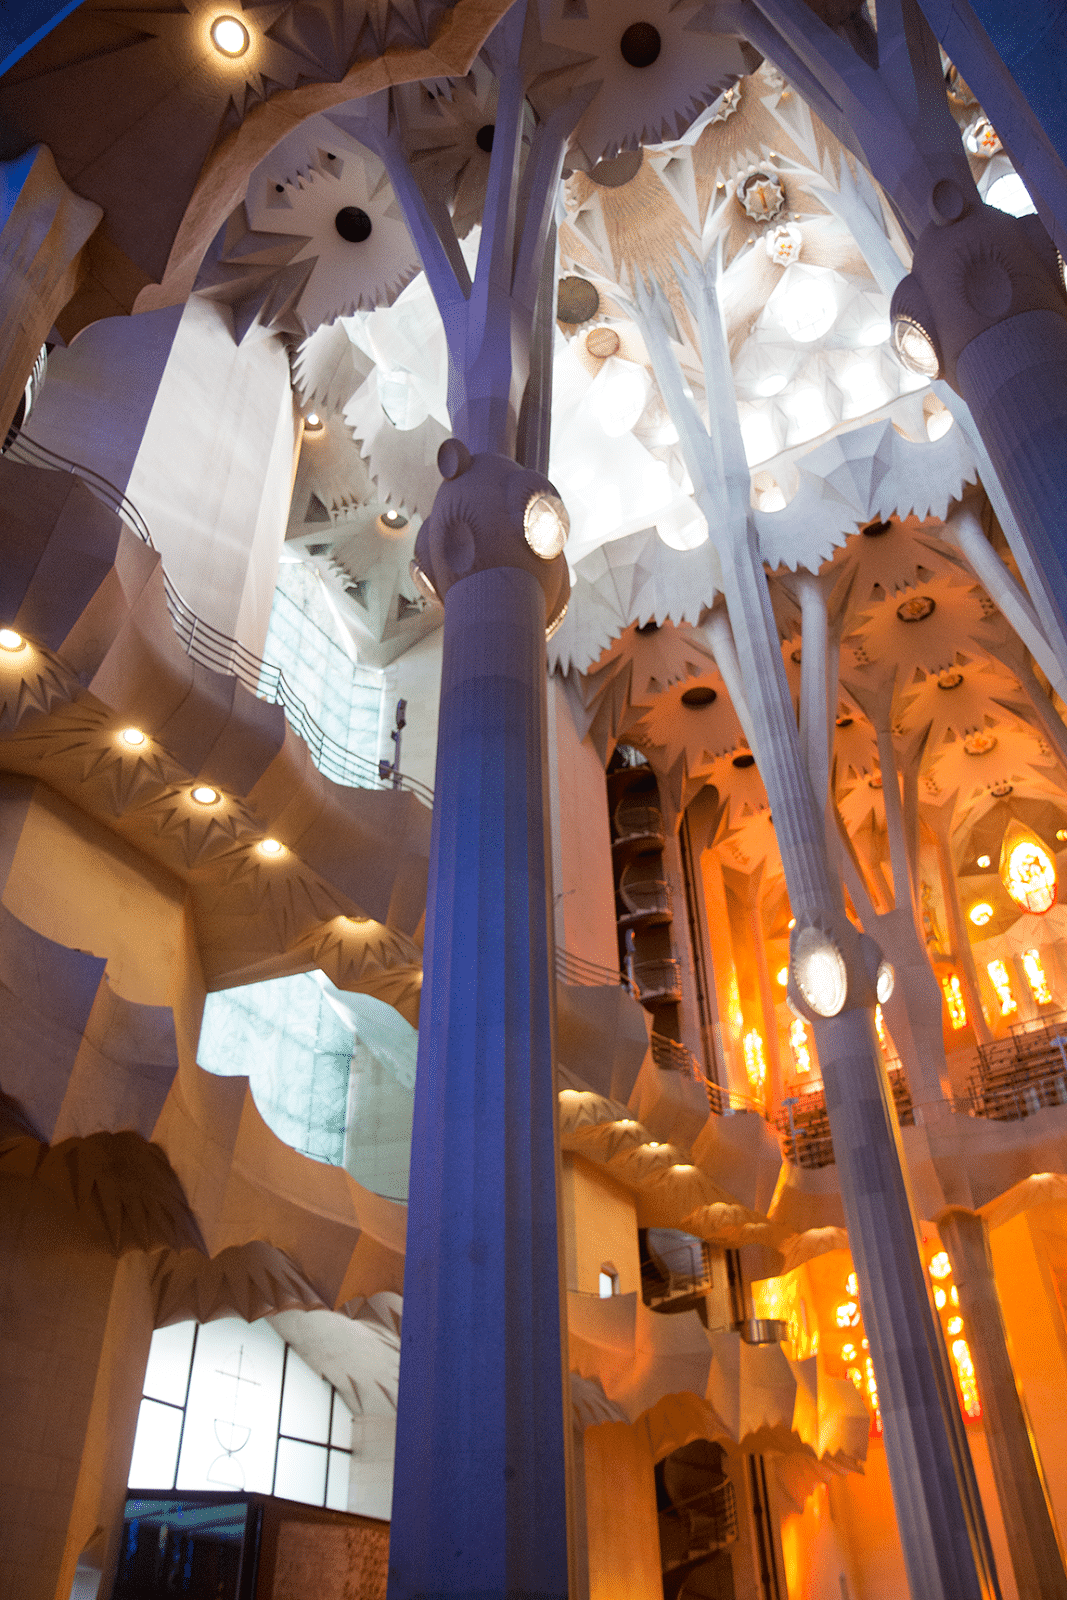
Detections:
[618, 875, 673, 926]
[613, 802, 665, 848]
[632, 957, 682, 1005]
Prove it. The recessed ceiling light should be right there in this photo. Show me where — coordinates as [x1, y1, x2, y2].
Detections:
[0, 628, 25, 651]
[777, 966, 789, 986]
[977, 854, 991, 868]
[258, 838, 284, 856]
[191, 785, 220, 805]
[210, 15, 249, 55]
[969, 902, 994, 927]
[120, 727, 146, 748]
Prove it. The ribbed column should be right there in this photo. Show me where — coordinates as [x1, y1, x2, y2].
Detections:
[387, 563, 568, 1600]
[814, 1009, 999, 1600]
[956, 309, 1067, 665]
[937, 1207, 1067, 1600]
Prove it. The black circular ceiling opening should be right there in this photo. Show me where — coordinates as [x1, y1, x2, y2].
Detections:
[335, 207, 373, 243]
[620, 22, 661, 67]
[588, 150, 643, 188]
[557, 275, 600, 325]
[476, 124, 495, 153]
[681, 685, 718, 707]
[732, 752, 756, 769]
[861, 518, 892, 538]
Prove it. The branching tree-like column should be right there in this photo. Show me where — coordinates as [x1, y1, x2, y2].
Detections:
[737, 0, 1067, 687]
[633, 262, 1001, 1600]
[332, 7, 753, 1594]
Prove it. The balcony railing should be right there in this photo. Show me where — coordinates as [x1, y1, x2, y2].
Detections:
[962, 1016, 1067, 1121]
[4, 432, 434, 806]
[554, 948, 625, 988]
[619, 877, 673, 922]
[778, 1063, 913, 1170]
[633, 957, 683, 1004]
[613, 803, 665, 846]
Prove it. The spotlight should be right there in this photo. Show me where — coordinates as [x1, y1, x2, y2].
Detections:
[0, 628, 25, 651]
[792, 925, 848, 1017]
[876, 960, 895, 1004]
[191, 785, 220, 805]
[120, 727, 146, 748]
[258, 838, 285, 857]
[523, 493, 569, 560]
[210, 15, 249, 55]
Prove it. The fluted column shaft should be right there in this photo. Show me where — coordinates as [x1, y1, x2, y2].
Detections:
[937, 1207, 1067, 1600]
[387, 561, 568, 1600]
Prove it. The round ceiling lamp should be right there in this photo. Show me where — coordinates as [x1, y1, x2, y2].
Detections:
[876, 960, 895, 1004]
[557, 276, 600, 325]
[210, 14, 249, 55]
[792, 925, 849, 1017]
[0, 628, 25, 651]
[120, 727, 146, 748]
[524, 493, 569, 560]
[191, 785, 220, 805]
[969, 901, 993, 927]
[892, 313, 941, 378]
[258, 838, 285, 857]
[1000, 823, 1057, 914]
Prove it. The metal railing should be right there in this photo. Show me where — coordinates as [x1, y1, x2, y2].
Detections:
[554, 947, 625, 988]
[619, 877, 673, 918]
[962, 1018, 1067, 1121]
[778, 1062, 913, 1170]
[4, 432, 434, 806]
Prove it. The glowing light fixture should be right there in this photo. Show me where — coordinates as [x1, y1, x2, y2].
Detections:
[987, 958, 1017, 1016]
[947, 1315, 963, 1337]
[892, 313, 940, 378]
[941, 973, 968, 1029]
[952, 1337, 982, 1419]
[977, 854, 991, 868]
[1022, 948, 1052, 1005]
[929, 1251, 951, 1280]
[304, 412, 322, 430]
[845, 1272, 858, 1296]
[591, 359, 649, 436]
[835, 1301, 860, 1328]
[792, 925, 848, 1017]
[776, 966, 789, 987]
[191, 785, 220, 805]
[969, 902, 993, 927]
[210, 14, 249, 55]
[876, 960, 895, 1004]
[0, 628, 25, 651]
[258, 838, 285, 857]
[523, 493, 569, 560]
[934, 1286, 947, 1309]
[410, 560, 439, 604]
[1000, 823, 1057, 913]
[120, 727, 146, 748]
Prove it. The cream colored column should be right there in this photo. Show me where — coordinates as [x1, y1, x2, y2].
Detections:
[584, 1421, 662, 1600]
[0, 145, 100, 439]
[938, 1207, 1067, 1600]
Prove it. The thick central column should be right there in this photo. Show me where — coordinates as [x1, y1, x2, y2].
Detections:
[388, 447, 570, 1600]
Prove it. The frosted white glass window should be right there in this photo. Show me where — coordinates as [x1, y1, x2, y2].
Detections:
[274, 1438, 328, 1504]
[176, 1318, 284, 1495]
[599, 1269, 619, 1298]
[128, 1398, 184, 1489]
[326, 1448, 351, 1511]
[280, 1348, 332, 1445]
[331, 1397, 352, 1449]
[142, 1321, 196, 1406]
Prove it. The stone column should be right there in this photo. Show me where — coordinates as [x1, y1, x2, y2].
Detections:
[0, 145, 100, 441]
[937, 1207, 1067, 1600]
[388, 443, 570, 1600]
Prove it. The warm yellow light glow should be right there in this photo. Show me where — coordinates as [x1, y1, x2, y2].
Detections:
[865, 1356, 882, 1434]
[947, 1315, 963, 1336]
[743, 1029, 767, 1100]
[191, 785, 220, 805]
[941, 973, 968, 1029]
[1022, 948, 1052, 1005]
[934, 1286, 947, 1309]
[1001, 825, 1057, 914]
[211, 14, 250, 54]
[950, 1285, 959, 1306]
[842, 1342, 857, 1361]
[845, 1271, 858, 1297]
[789, 1016, 812, 1075]
[987, 957, 1017, 1016]
[929, 1251, 951, 1280]
[305, 413, 322, 429]
[977, 853, 991, 868]
[257, 838, 284, 857]
[968, 901, 993, 927]
[835, 1300, 860, 1328]
[776, 965, 789, 986]
[0, 627, 25, 651]
[120, 727, 146, 748]
[952, 1337, 982, 1419]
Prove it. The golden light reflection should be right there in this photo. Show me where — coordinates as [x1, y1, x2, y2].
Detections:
[743, 1029, 767, 1101]
[987, 957, 1017, 1017]
[789, 1015, 812, 1075]
[1022, 948, 1052, 1005]
[941, 973, 968, 1029]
